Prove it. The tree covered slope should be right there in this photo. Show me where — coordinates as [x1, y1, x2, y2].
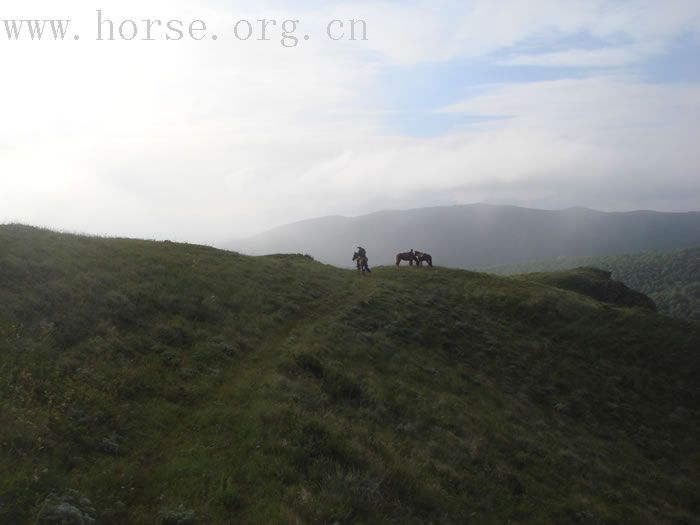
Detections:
[490, 247, 700, 323]
[1, 225, 698, 524]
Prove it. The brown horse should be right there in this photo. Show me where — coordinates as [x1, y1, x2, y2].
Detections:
[353, 252, 371, 275]
[396, 250, 419, 267]
[415, 251, 433, 267]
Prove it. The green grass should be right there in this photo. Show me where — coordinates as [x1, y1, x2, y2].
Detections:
[1, 225, 698, 524]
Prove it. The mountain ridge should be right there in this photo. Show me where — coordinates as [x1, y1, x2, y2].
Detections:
[230, 204, 700, 269]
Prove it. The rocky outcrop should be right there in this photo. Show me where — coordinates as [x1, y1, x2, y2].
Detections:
[37, 490, 96, 525]
[528, 267, 657, 311]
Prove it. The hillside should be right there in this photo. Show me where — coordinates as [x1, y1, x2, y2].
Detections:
[489, 247, 700, 323]
[512, 267, 658, 312]
[230, 204, 700, 269]
[1, 225, 699, 524]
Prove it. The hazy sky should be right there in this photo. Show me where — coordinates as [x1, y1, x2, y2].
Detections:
[1, 0, 699, 244]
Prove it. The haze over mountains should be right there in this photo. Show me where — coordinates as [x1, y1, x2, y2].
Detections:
[231, 204, 700, 269]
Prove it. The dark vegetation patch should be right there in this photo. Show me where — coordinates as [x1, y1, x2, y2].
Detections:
[521, 267, 657, 311]
[490, 247, 700, 323]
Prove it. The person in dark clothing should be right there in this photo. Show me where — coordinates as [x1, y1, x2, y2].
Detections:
[353, 246, 371, 274]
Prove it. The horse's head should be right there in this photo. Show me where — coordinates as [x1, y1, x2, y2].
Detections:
[352, 252, 359, 261]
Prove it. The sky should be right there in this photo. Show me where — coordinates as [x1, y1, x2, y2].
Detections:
[1, 0, 699, 245]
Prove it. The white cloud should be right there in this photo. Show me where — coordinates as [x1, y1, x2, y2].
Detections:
[278, 76, 700, 217]
[0, 0, 699, 243]
[500, 46, 652, 67]
[337, 0, 700, 66]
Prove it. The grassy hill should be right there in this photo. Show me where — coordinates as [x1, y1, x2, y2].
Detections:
[489, 247, 700, 323]
[1, 225, 699, 524]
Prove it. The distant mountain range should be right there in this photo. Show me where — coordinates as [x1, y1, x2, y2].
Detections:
[230, 204, 700, 269]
